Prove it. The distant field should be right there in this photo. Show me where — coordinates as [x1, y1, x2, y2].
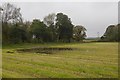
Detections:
[2, 42, 118, 78]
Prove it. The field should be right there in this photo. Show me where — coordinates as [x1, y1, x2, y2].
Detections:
[2, 42, 118, 78]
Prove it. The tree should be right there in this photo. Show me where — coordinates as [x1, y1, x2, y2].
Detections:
[43, 13, 56, 26]
[2, 3, 22, 23]
[101, 24, 119, 41]
[73, 25, 87, 42]
[30, 19, 48, 42]
[117, 24, 120, 41]
[56, 13, 73, 42]
[9, 23, 28, 44]
[1, 3, 22, 44]
[0, 7, 3, 44]
[43, 13, 57, 42]
[23, 21, 32, 42]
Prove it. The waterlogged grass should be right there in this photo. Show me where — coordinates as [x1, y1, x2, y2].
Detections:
[2, 42, 118, 78]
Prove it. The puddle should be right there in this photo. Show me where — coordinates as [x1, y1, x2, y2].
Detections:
[16, 47, 77, 54]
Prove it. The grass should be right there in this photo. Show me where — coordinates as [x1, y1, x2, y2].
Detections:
[2, 42, 118, 78]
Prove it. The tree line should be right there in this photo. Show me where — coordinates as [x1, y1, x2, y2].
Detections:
[0, 3, 119, 44]
[1, 3, 87, 44]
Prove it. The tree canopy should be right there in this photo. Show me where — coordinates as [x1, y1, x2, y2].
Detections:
[101, 24, 119, 42]
[2, 3, 119, 44]
[56, 13, 73, 42]
[1, 3, 23, 44]
[73, 25, 87, 42]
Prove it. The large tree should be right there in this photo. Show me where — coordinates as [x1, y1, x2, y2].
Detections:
[2, 3, 22, 23]
[1, 3, 22, 43]
[118, 24, 120, 41]
[101, 24, 119, 41]
[73, 25, 87, 42]
[43, 13, 57, 42]
[56, 13, 73, 42]
[30, 19, 50, 42]
[43, 13, 56, 26]
[0, 7, 3, 44]
[9, 23, 28, 44]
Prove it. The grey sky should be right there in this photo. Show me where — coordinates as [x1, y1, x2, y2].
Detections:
[2, 2, 118, 37]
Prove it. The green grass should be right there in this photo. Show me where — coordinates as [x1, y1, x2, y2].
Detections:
[2, 42, 118, 78]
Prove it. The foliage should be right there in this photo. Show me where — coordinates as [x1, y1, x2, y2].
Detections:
[117, 24, 120, 41]
[101, 24, 119, 42]
[43, 13, 56, 26]
[73, 25, 87, 42]
[1, 3, 23, 44]
[30, 19, 51, 42]
[2, 3, 22, 23]
[56, 13, 73, 42]
[43, 13, 57, 42]
[9, 23, 28, 44]
[1, 3, 89, 44]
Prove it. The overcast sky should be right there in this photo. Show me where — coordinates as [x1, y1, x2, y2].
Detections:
[1, 2, 118, 37]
